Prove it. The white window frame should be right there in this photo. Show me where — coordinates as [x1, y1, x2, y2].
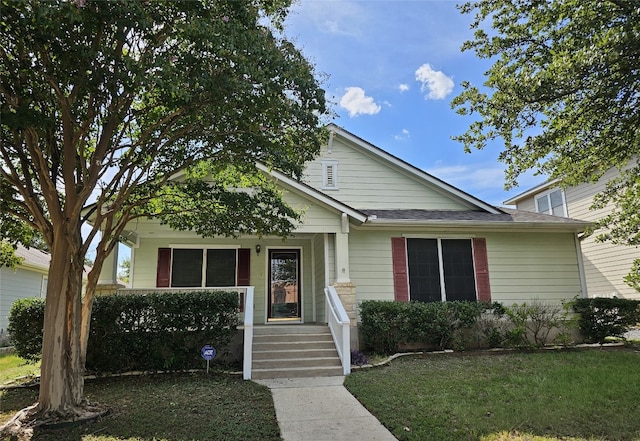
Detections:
[322, 160, 339, 190]
[534, 188, 567, 217]
[405, 237, 478, 302]
[169, 246, 239, 288]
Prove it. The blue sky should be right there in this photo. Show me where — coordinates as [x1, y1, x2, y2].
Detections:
[283, 0, 545, 206]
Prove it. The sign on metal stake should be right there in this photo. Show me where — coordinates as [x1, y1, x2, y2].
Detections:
[201, 345, 216, 373]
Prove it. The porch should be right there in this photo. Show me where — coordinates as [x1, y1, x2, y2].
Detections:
[114, 285, 351, 380]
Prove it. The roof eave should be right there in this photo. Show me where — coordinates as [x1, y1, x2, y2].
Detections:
[361, 218, 588, 232]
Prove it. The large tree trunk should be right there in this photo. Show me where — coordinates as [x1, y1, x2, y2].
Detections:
[37, 228, 85, 417]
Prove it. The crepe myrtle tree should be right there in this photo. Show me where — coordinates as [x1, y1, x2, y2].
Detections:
[0, 0, 328, 427]
[452, 0, 640, 290]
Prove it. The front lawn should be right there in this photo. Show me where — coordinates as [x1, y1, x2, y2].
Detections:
[0, 353, 39, 386]
[1, 372, 280, 441]
[345, 348, 640, 441]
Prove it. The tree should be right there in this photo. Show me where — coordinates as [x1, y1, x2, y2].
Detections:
[0, 0, 328, 429]
[452, 0, 640, 290]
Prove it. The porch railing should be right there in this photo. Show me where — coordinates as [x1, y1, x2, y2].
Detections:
[242, 286, 254, 380]
[324, 286, 351, 375]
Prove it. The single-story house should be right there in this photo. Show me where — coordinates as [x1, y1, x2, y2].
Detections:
[504, 161, 639, 300]
[0, 244, 50, 335]
[97, 124, 590, 379]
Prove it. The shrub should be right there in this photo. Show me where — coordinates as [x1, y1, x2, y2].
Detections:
[8, 291, 240, 372]
[7, 297, 45, 361]
[571, 297, 640, 343]
[502, 300, 574, 349]
[350, 350, 369, 366]
[86, 290, 239, 372]
[359, 300, 485, 354]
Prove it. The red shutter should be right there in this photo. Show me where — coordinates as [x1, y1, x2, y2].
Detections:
[237, 248, 251, 312]
[391, 237, 409, 302]
[156, 248, 171, 288]
[237, 248, 250, 286]
[473, 238, 491, 302]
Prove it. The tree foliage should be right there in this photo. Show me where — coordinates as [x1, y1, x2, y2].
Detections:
[0, 0, 328, 425]
[452, 0, 640, 289]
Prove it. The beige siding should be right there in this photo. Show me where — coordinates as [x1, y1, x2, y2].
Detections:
[281, 190, 343, 233]
[513, 196, 537, 213]
[348, 229, 583, 307]
[512, 164, 639, 299]
[303, 137, 476, 210]
[0, 267, 45, 333]
[484, 232, 583, 304]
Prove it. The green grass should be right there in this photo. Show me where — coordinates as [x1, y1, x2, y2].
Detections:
[345, 348, 640, 441]
[1, 372, 280, 441]
[0, 353, 40, 386]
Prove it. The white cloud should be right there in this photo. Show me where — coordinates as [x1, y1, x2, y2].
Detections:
[415, 63, 454, 100]
[398, 83, 409, 93]
[395, 129, 410, 141]
[339, 87, 381, 117]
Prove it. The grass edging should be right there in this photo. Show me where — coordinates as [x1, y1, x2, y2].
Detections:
[351, 341, 627, 370]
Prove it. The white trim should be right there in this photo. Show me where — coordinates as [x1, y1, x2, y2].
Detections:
[169, 247, 240, 288]
[168, 244, 240, 249]
[403, 233, 477, 239]
[436, 239, 446, 302]
[265, 246, 304, 324]
[574, 233, 588, 299]
[534, 187, 568, 217]
[406, 237, 478, 302]
[504, 179, 561, 205]
[311, 237, 316, 322]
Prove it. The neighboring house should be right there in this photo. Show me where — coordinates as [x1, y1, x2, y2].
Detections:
[97, 124, 590, 378]
[0, 244, 50, 335]
[504, 162, 639, 300]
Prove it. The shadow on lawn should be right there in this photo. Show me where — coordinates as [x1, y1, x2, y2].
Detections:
[1, 373, 281, 441]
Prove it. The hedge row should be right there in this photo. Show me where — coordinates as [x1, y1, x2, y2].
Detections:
[359, 300, 485, 353]
[8, 291, 239, 372]
[360, 298, 640, 354]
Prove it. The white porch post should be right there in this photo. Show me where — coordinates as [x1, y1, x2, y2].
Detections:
[96, 242, 122, 295]
[334, 230, 350, 283]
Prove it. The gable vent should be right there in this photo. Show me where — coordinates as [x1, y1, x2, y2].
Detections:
[322, 160, 339, 190]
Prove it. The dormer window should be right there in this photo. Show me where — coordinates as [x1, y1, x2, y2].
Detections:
[535, 188, 567, 217]
[322, 160, 338, 190]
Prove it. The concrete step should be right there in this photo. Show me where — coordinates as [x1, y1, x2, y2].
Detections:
[254, 333, 332, 343]
[253, 325, 330, 335]
[250, 324, 344, 379]
[253, 340, 336, 351]
[253, 357, 341, 369]
[253, 348, 339, 360]
[251, 365, 344, 380]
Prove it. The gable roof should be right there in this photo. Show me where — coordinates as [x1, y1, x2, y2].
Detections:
[327, 124, 504, 215]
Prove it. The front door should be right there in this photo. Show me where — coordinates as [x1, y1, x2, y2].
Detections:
[268, 249, 301, 321]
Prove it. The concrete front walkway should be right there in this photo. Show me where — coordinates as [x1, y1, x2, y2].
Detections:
[255, 376, 398, 441]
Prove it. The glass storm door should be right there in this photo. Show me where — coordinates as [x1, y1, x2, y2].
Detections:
[268, 249, 301, 321]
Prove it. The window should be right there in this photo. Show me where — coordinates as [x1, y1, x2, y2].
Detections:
[322, 160, 338, 190]
[406, 238, 477, 302]
[535, 189, 567, 217]
[170, 248, 237, 288]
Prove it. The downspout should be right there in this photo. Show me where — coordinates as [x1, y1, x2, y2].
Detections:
[574, 233, 588, 298]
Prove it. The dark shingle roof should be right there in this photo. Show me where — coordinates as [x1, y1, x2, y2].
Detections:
[360, 208, 588, 226]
